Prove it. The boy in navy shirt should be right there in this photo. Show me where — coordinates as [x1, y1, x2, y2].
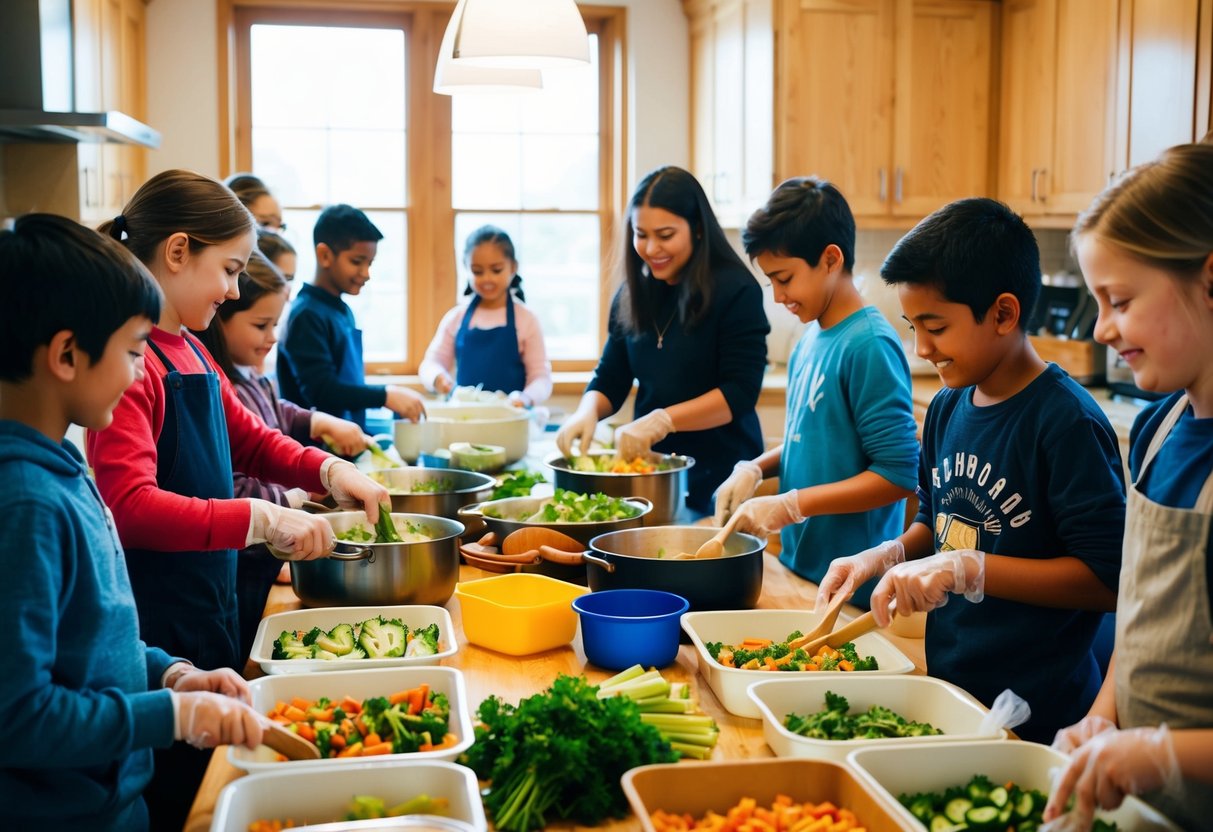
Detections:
[278, 204, 426, 430]
[816, 198, 1126, 743]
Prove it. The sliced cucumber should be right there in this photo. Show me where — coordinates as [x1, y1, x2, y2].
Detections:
[930, 815, 955, 832]
[1014, 790, 1036, 819]
[945, 797, 974, 824]
[965, 805, 1002, 831]
[999, 803, 1014, 825]
[989, 786, 1009, 808]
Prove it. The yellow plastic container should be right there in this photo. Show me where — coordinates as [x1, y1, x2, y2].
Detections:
[455, 573, 588, 656]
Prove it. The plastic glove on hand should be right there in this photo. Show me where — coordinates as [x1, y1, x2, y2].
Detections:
[726, 490, 804, 537]
[868, 548, 985, 627]
[386, 385, 426, 422]
[615, 408, 675, 461]
[313, 413, 369, 457]
[174, 691, 266, 750]
[713, 460, 764, 526]
[1043, 724, 1184, 826]
[814, 539, 905, 614]
[555, 408, 599, 458]
[1052, 714, 1118, 755]
[324, 460, 389, 522]
[250, 501, 335, 561]
[169, 666, 251, 703]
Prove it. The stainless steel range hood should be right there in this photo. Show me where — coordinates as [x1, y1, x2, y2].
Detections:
[0, 0, 160, 148]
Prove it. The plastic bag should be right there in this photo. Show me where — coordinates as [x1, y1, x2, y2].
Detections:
[978, 688, 1032, 735]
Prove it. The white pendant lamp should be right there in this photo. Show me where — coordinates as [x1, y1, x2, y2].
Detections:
[447, 0, 590, 69]
[433, 0, 543, 95]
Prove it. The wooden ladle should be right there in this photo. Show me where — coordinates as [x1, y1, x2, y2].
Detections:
[785, 609, 883, 655]
[262, 721, 322, 761]
[501, 527, 584, 556]
[798, 591, 849, 646]
[671, 519, 738, 560]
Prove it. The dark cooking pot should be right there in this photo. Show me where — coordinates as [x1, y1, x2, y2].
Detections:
[291, 512, 464, 607]
[544, 451, 693, 525]
[539, 526, 764, 611]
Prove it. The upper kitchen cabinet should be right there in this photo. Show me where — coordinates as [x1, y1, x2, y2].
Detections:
[998, 0, 1121, 219]
[686, 0, 774, 226]
[776, 0, 995, 222]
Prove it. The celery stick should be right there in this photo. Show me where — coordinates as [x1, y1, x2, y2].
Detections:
[639, 713, 717, 730]
[602, 675, 670, 702]
[633, 697, 696, 714]
[662, 730, 720, 747]
[670, 741, 715, 760]
[597, 664, 646, 691]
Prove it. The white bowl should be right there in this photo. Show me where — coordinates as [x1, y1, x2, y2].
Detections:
[394, 404, 528, 463]
[210, 760, 486, 831]
[228, 666, 473, 772]
[747, 675, 1006, 763]
[249, 605, 457, 674]
[681, 609, 915, 718]
[848, 740, 1181, 831]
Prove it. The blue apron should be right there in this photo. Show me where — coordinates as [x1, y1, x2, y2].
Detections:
[455, 293, 527, 394]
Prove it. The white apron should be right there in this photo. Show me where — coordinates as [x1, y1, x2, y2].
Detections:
[1113, 395, 1213, 829]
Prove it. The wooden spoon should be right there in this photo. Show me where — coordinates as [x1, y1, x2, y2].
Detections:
[501, 527, 584, 556]
[785, 609, 882, 655]
[262, 721, 322, 761]
[691, 526, 730, 559]
[799, 591, 849, 645]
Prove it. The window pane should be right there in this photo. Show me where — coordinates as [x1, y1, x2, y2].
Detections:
[521, 135, 597, 209]
[454, 212, 600, 359]
[451, 133, 521, 209]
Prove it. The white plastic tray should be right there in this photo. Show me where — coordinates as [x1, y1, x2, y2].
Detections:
[681, 608, 915, 718]
[210, 760, 486, 831]
[747, 674, 1006, 763]
[249, 605, 457, 674]
[848, 740, 1181, 831]
[228, 666, 473, 772]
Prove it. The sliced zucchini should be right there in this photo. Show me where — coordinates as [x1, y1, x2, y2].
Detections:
[967, 781, 991, 803]
[930, 814, 955, 832]
[1016, 821, 1037, 832]
[965, 805, 1001, 831]
[989, 786, 1009, 808]
[945, 797, 974, 824]
[999, 803, 1014, 825]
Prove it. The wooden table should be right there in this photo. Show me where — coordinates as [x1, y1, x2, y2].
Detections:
[184, 552, 926, 832]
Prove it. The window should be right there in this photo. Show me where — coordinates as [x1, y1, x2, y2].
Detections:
[227, 4, 624, 374]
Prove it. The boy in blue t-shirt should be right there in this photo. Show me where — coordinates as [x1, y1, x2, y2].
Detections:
[714, 177, 919, 605]
[0, 215, 267, 831]
[816, 198, 1126, 743]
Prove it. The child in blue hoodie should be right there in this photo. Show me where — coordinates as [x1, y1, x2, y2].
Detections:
[0, 215, 267, 832]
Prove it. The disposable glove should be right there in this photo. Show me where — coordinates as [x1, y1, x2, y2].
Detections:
[1052, 714, 1118, 755]
[385, 385, 427, 422]
[615, 408, 676, 461]
[507, 390, 531, 409]
[432, 373, 454, 396]
[725, 490, 804, 537]
[868, 548, 985, 628]
[166, 665, 251, 703]
[249, 500, 335, 561]
[172, 690, 266, 750]
[555, 407, 600, 458]
[1042, 724, 1184, 829]
[713, 460, 764, 526]
[322, 459, 390, 523]
[311, 411, 371, 457]
[814, 539, 905, 614]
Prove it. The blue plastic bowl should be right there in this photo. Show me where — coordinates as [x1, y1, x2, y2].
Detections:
[572, 589, 690, 670]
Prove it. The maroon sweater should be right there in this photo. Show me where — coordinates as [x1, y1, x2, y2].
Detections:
[230, 368, 315, 505]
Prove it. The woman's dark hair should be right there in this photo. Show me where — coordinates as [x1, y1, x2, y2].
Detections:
[618, 166, 747, 333]
[193, 249, 287, 383]
[461, 224, 525, 302]
[223, 172, 272, 208]
[99, 169, 256, 266]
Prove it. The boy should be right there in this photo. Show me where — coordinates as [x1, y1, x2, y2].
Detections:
[0, 215, 266, 831]
[277, 204, 426, 430]
[816, 198, 1126, 743]
[715, 177, 919, 606]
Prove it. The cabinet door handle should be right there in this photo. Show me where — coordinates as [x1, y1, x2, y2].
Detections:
[893, 167, 903, 204]
[1030, 168, 1039, 203]
[1037, 168, 1047, 203]
[878, 168, 887, 202]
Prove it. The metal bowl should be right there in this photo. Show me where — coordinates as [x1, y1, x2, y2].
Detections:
[457, 493, 652, 547]
[370, 467, 495, 534]
[544, 450, 694, 525]
[290, 512, 464, 607]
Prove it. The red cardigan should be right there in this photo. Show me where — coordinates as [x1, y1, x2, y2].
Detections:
[87, 327, 330, 552]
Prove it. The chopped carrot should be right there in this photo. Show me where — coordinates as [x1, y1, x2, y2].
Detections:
[337, 741, 363, 758]
[389, 689, 410, 706]
[295, 723, 315, 742]
[282, 705, 307, 722]
[271, 714, 294, 725]
[361, 742, 393, 756]
[838, 660, 855, 672]
[272, 700, 288, 716]
[340, 696, 361, 715]
[290, 697, 312, 712]
[309, 708, 333, 722]
[762, 656, 779, 670]
[363, 732, 382, 747]
[329, 732, 346, 750]
[408, 683, 429, 715]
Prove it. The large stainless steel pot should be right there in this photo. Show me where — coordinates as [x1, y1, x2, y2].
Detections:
[291, 512, 464, 607]
[456, 494, 652, 545]
[539, 525, 764, 611]
[370, 468, 495, 534]
[544, 450, 693, 525]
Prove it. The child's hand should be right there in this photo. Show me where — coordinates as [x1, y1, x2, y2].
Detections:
[723, 490, 804, 537]
[615, 408, 675, 461]
[713, 460, 764, 526]
[312, 412, 370, 457]
[323, 460, 390, 522]
[173, 691, 267, 750]
[434, 374, 454, 396]
[868, 548, 985, 627]
[1052, 714, 1118, 755]
[167, 665, 251, 703]
[386, 385, 426, 422]
[249, 500, 336, 560]
[814, 539, 906, 613]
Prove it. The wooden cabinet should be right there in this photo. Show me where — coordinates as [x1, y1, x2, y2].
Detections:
[686, 0, 773, 226]
[998, 0, 1121, 218]
[776, 0, 994, 221]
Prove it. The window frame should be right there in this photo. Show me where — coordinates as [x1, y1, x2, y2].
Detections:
[220, 0, 626, 375]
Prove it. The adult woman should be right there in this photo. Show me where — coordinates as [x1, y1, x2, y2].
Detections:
[556, 166, 770, 515]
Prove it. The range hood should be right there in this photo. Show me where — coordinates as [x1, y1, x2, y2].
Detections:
[0, 0, 160, 148]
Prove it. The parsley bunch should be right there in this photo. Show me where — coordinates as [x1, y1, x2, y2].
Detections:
[461, 674, 677, 831]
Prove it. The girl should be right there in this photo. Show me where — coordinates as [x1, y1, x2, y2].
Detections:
[87, 169, 388, 830]
[195, 250, 369, 661]
[258, 227, 297, 281]
[419, 225, 552, 406]
[224, 171, 284, 233]
[1043, 142, 1213, 830]
[556, 166, 770, 515]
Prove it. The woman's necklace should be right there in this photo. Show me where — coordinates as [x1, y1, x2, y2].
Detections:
[656, 310, 678, 350]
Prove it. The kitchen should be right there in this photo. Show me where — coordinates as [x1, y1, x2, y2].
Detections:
[1, 0, 1211, 830]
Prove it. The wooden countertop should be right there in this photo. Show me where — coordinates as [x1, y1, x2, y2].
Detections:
[184, 554, 927, 832]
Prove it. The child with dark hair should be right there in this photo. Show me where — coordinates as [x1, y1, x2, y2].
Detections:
[419, 224, 553, 406]
[257, 227, 296, 281]
[0, 214, 266, 831]
[714, 177, 919, 604]
[816, 197, 1127, 743]
[224, 172, 284, 233]
[277, 204, 427, 429]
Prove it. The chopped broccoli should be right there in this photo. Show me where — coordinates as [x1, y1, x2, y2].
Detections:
[311, 646, 340, 660]
[358, 616, 407, 658]
[784, 691, 942, 740]
[271, 630, 310, 660]
[315, 622, 355, 656]
[405, 622, 441, 657]
[335, 646, 368, 660]
[301, 626, 324, 646]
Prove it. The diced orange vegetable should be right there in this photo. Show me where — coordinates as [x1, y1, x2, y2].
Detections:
[282, 705, 307, 722]
[363, 732, 382, 747]
[329, 732, 346, 750]
[361, 742, 394, 756]
[290, 697, 312, 712]
[408, 683, 429, 715]
[295, 723, 315, 742]
[389, 690, 409, 706]
[340, 696, 361, 715]
[337, 741, 363, 758]
[838, 660, 855, 672]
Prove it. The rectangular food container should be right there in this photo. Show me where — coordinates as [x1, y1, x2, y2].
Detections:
[210, 760, 486, 831]
[228, 666, 473, 772]
[848, 740, 1181, 831]
[747, 675, 1006, 763]
[454, 572, 587, 655]
[249, 605, 457, 674]
[681, 608, 915, 718]
[622, 757, 909, 832]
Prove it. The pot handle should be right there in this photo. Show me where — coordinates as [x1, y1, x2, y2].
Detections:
[327, 541, 375, 562]
[477, 531, 499, 548]
[626, 496, 653, 514]
[461, 551, 527, 574]
[459, 539, 542, 565]
[537, 546, 588, 567]
[579, 550, 616, 573]
[457, 502, 484, 520]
